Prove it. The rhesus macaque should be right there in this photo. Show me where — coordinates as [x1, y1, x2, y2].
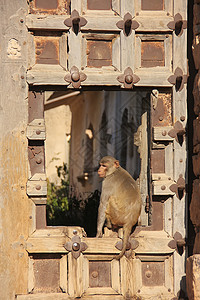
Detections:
[96, 156, 141, 259]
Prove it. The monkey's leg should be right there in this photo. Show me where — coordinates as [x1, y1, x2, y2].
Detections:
[96, 196, 108, 237]
[105, 216, 112, 229]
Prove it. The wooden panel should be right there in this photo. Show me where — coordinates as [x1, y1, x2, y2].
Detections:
[151, 201, 164, 231]
[28, 141, 45, 176]
[33, 254, 61, 293]
[141, 40, 165, 67]
[28, 91, 44, 123]
[151, 149, 165, 173]
[89, 261, 111, 287]
[141, 0, 164, 10]
[87, 40, 112, 68]
[142, 261, 165, 286]
[152, 126, 174, 141]
[29, 0, 70, 14]
[151, 92, 172, 127]
[34, 35, 59, 65]
[27, 119, 46, 140]
[36, 205, 46, 229]
[87, 0, 111, 10]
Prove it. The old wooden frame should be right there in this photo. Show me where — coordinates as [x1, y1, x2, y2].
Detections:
[24, 0, 188, 298]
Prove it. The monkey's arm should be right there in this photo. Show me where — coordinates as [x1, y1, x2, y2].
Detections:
[96, 195, 109, 238]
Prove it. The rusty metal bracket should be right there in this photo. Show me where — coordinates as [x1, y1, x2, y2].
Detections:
[116, 13, 139, 36]
[168, 67, 187, 92]
[64, 66, 87, 88]
[169, 175, 185, 200]
[168, 121, 186, 145]
[168, 232, 186, 255]
[64, 231, 88, 259]
[117, 67, 140, 89]
[167, 13, 187, 36]
[64, 9, 87, 35]
[115, 237, 139, 258]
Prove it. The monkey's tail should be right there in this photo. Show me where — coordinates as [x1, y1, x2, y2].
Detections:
[115, 225, 132, 260]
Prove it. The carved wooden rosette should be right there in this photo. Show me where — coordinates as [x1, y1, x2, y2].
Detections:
[117, 67, 140, 89]
[116, 12, 139, 37]
[168, 67, 187, 92]
[64, 9, 87, 34]
[64, 234, 88, 259]
[64, 66, 87, 88]
[169, 174, 186, 200]
[168, 121, 186, 144]
[168, 231, 186, 255]
[167, 13, 187, 37]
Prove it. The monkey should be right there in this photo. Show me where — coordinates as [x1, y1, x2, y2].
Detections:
[96, 156, 141, 259]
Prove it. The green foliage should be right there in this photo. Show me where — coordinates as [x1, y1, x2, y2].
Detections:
[46, 163, 70, 226]
[46, 162, 100, 236]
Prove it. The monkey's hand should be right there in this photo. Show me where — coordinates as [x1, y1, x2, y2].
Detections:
[96, 230, 103, 238]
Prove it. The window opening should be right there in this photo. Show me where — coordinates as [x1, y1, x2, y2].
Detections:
[44, 90, 151, 236]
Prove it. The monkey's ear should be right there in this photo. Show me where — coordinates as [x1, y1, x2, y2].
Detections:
[114, 160, 120, 168]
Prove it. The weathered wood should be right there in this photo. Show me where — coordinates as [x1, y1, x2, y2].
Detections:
[59, 33, 68, 70]
[28, 257, 34, 293]
[153, 126, 174, 141]
[152, 180, 175, 196]
[83, 256, 89, 292]
[136, 15, 173, 31]
[111, 259, 120, 293]
[120, 31, 135, 72]
[120, 256, 136, 297]
[164, 197, 173, 237]
[68, 253, 83, 297]
[26, 13, 174, 32]
[17, 295, 71, 300]
[26, 119, 46, 140]
[26, 180, 47, 197]
[86, 287, 119, 295]
[135, 231, 174, 254]
[60, 255, 67, 293]
[68, 29, 82, 70]
[120, 0, 134, 16]
[134, 0, 173, 14]
[27, 64, 67, 85]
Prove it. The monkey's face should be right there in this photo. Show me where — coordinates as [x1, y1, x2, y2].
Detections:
[98, 163, 108, 178]
[98, 160, 119, 178]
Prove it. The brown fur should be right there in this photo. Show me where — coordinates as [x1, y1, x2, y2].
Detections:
[96, 156, 142, 259]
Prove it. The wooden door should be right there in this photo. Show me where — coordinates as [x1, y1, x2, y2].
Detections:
[19, 0, 188, 299]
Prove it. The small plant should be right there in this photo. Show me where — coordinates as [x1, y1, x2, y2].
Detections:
[46, 162, 100, 236]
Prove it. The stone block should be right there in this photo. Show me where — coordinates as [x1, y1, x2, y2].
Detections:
[186, 255, 200, 300]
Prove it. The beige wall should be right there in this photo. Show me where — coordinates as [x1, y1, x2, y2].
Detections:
[45, 95, 72, 184]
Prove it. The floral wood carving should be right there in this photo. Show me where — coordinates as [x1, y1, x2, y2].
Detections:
[116, 13, 139, 36]
[168, 67, 187, 92]
[117, 67, 140, 89]
[64, 10, 87, 35]
[64, 66, 87, 88]
[168, 231, 186, 255]
[168, 121, 186, 145]
[64, 233, 88, 259]
[167, 13, 187, 36]
[169, 174, 185, 200]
